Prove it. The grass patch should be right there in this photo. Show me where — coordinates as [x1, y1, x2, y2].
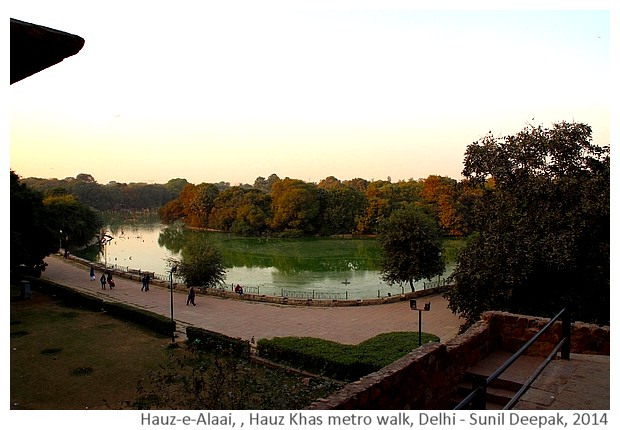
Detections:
[10, 283, 344, 410]
[258, 331, 440, 381]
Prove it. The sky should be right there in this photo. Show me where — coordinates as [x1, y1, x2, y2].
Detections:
[7, 1, 614, 186]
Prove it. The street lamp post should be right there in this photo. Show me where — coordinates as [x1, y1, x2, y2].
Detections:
[410, 299, 431, 347]
[169, 266, 177, 344]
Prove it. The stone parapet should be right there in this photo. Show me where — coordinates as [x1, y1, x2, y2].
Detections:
[308, 311, 608, 410]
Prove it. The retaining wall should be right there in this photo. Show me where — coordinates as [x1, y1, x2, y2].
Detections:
[308, 311, 609, 410]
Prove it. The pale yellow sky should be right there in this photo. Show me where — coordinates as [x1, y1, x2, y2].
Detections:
[8, 1, 612, 185]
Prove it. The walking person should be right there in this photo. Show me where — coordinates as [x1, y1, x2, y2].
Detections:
[89, 267, 95, 281]
[100, 273, 107, 290]
[144, 273, 150, 291]
[187, 286, 196, 306]
[141, 274, 146, 291]
[107, 272, 115, 289]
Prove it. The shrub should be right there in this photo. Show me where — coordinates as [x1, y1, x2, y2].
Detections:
[257, 332, 439, 381]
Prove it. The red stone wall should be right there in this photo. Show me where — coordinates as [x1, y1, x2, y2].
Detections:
[308, 311, 609, 410]
[483, 311, 610, 356]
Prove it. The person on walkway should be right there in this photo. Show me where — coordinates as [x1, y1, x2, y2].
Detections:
[107, 272, 115, 289]
[187, 287, 196, 306]
[89, 267, 95, 281]
[141, 274, 147, 291]
[144, 273, 150, 291]
[100, 274, 107, 290]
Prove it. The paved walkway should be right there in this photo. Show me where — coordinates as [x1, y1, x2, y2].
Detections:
[39, 255, 610, 410]
[41, 255, 463, 345]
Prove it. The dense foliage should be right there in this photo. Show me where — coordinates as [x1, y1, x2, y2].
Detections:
[22, 174, 194, 211]
[445, 122, 610, 327]
[10, 171, 103, 275]
[167, 236, 227, 288]
[22, 172, 474, 238]
[158, 174, 472, 237]
[377, 205, 445, 291]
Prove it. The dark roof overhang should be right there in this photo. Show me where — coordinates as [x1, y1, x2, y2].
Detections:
[10, 18, 85, 84]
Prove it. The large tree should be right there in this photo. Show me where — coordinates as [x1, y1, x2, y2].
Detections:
[43, 194, 102, 253]
[169, 236, 226, 289]
[445, 122, 610, 327]
[377, 205, 445, 291]
[268, 178, 321, 236]
[10, 171, 103, 276]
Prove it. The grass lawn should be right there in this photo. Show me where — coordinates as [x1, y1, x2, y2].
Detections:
[9, 283, 344, 410]
[10, 283, 177, 409]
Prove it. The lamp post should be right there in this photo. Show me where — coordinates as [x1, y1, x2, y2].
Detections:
[169, 266, 177, 344]
[410, 299, 431, 347]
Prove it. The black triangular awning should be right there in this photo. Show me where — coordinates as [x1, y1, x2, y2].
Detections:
[10, 18, 85, 84]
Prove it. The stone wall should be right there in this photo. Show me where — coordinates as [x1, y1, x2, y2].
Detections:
[483, 311, 610, 356]
[308, 320, 494, 410]
[308, 311, 609, 410]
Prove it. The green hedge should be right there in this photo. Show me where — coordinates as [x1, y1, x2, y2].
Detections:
[104, 302, 175, 337]
[186, 326, 250, 356]
[257, 332, 440, 382]
[29, 278, 104, 311]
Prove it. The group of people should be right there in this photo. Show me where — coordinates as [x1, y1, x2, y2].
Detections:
[90, 267, 115, 289]
[89, 266, 200, 307]
[141, 273, 151, 291]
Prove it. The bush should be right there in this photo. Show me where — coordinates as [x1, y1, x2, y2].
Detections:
[104, 302, 175, 337]
[257, 332, 439, 381]
[186, 326, 250, 356]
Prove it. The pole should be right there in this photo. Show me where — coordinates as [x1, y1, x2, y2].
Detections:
[169, 270, 175, 343]
[418, 310, 422, 347]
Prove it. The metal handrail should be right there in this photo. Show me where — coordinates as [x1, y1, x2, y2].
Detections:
[454, 307, 571, 410]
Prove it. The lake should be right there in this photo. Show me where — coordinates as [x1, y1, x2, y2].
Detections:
[84, 221, 455, 300]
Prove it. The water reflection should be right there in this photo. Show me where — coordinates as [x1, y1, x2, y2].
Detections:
[85, 222, 451, 299]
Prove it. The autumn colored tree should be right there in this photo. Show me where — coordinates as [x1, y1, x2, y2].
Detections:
[208, 187, 271, 235]
[420, 175, 464, 236]
[268, 178, 321, 236]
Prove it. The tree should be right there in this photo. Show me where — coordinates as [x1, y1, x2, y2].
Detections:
[377, 205, 445, 291]
[43, 194, 102, 253]
[188, 183, 220, 227]
[10, 171, 57, 274]
[169, 236, 226, 288]
[268, 178, 321, 235]
[320, 185, 367, 235]
[445, 122, 610, 327]
[420, 175, 465, 236]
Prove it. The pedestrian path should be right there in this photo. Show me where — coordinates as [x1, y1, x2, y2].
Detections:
[41, 255, 463, 345]
[40, 255, 610, 410]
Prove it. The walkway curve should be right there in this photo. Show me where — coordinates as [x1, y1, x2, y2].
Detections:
[41, 255, 463, 345]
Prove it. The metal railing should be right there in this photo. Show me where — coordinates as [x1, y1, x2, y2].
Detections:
[281, 289, 349, 300]
[454, 307, 571, 410]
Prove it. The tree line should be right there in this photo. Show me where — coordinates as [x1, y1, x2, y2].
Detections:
[22, 171, 479, 238]
[158, 174, 479, 238]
